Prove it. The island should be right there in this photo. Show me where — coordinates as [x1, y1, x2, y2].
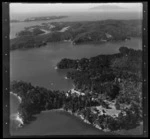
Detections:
[24, 16, 68, 22]
[10, 16, 68, 23]
[10, 19, 21, 23]
[10, 20, 142, 50]
[10, 47, 142, 133]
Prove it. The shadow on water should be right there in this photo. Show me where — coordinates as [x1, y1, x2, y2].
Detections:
[123, 123, 141, 130]
[25, 116, 37, 124]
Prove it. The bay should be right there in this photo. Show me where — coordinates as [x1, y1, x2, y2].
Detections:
[10, 37, 142, 91]
[9, 11, 142, 135]
[10, 11, 142, 39]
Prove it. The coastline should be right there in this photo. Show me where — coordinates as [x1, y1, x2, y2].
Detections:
[17, 107, 103, 132]
[63, 87, 142, 134]
[52, 108, 104, 132]
[10, 87, 143, 135]
[10, 91, 22, 103]
[10, 92, 24, 127]
[53, 108, 143, 135]
[11, 108, 108, 135]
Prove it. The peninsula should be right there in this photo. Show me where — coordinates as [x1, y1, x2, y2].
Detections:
[10, 20, 142, 50]
[11, 47, 142, 134]
[10, 16, 68, 23]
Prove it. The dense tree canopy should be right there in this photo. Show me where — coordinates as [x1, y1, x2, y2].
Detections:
[11, 47, 142, 132]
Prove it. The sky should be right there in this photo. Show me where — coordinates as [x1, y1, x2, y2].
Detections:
[10, 3, 143, 14]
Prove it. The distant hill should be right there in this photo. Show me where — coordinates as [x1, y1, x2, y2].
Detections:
[10, 19, 21, 23]
[90, 5, 127, 10]
[10, 20, 142, 50]
[24, 16, 68, 22]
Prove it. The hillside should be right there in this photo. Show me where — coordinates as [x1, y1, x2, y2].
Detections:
[10, 47, 142, 134]
[10, 20, 142, 50]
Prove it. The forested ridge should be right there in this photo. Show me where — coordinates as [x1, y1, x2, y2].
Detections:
[10, 20, 142, 50]
[11, 47, 142, 132]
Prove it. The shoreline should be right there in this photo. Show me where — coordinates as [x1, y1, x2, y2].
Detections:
[51, 108, 104, 132]
[10, 92, 24, 127]
[52, 108, 143, 135]
[10, 36, 142, 51]
[10, 91, 22, 103]
[14, 107, 143, 135]
[18, 107, 103, 132]
[10, 90, 143, 135]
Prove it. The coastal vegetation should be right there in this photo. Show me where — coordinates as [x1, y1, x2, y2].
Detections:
[16, 28, 45, 37]
[10, 20, 142, 50]
[10, 47, 142, 132]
